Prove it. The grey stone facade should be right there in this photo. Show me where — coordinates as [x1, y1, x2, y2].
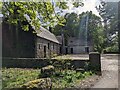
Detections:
[35, 27, 61, 58]
[65, 37, 93, 54]
[36, 37, 61, 58]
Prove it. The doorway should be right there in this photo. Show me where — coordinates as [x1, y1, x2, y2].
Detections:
[60, 46, 62, 54]
[70, 48, 73, 54]
[85, 46, 89, 53]
[44, 46, 46, 58]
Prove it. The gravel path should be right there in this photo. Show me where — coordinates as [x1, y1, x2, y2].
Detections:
[55, 54, 119, 89]
[91, 54, 119, 89]
[77, 75, 101, 88]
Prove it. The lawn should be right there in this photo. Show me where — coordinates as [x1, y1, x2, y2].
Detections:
[2, 68, 95, 89]
[2, 68, 39, 88]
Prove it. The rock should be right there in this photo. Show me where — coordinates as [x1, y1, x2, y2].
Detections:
[22, 78, 52, 90]
[41, 65, 55, 77]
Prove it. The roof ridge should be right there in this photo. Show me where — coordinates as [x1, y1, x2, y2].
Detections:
[37, 26, 60, 44]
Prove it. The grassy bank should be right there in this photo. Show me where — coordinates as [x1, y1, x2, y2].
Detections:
[2, 68, 95, 89]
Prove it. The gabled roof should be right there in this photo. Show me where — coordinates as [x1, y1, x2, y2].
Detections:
[24, 14, 60, 44]
[37, 27, 60, 44]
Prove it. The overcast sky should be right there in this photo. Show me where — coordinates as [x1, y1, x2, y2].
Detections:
[62, 0, 120, 16]
[105, 0, 120, 2]
[62, 0, 100, 16]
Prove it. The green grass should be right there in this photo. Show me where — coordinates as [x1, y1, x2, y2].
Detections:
[2, 68, 95, 89]
[2, 68, 40, 88]
[51, 69, 94, 88]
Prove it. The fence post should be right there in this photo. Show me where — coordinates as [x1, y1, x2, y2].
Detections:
[89, 52, 101, 75]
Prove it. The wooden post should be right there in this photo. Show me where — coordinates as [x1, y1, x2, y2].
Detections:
[89, 52, 101, 75]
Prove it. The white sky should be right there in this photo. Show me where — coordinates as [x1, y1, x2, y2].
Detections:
[63, 0, 120, 16]
[105, 0, 120, 2]
[63, 0, 101, 16]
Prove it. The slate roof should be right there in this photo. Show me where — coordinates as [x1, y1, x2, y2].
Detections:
[37, 27, 60, 44]
[24, 14, 60, 44]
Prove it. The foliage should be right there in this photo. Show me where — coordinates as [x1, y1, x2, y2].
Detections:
[50, 58, 72, 70]
[53, 11, 104, 52]
[22, 78, 52, 89]
[96, 1, 118, 52]
[87, 11, 104, 52]
[105, 45, 118, 52]
[2, 1, 83, 32]
[2, 68, 40, 88]
[41, 65, 55, 78]
[51, 69, 94, 88]
[53, 12, 79, 37]
[0, 2, 2, 12]
[2, 68, 95, 89]
[53, 1, 119, 53]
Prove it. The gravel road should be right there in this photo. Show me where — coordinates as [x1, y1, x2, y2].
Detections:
[91, 54, 119, 89]
[55, 54, 119, 89]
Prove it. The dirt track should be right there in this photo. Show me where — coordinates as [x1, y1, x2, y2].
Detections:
[55, 54, 119, 89]
[91, 54, 119, 89]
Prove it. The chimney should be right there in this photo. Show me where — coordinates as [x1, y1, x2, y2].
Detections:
[49, 27, 52, 33]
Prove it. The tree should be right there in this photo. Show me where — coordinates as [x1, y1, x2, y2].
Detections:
[53, 11, 104, 52]
[96, 1, 119, 52]
[53, 12, 80, 46]
[2, 2, 84, 32]
[86, 11, 104, 52]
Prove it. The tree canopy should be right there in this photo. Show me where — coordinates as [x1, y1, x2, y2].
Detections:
[2, 1, 84, 32]
[53, 11, 104, 52]
[96, 1, 118, 52]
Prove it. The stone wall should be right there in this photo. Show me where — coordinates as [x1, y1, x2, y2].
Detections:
[2, 58, 89, 69]
[36, 37, 61, 58]
[2, 58, 49, 68]
[2, 52, 101, 72]
[67, 37, 94, 54]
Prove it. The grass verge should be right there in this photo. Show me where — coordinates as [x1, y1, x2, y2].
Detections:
[2, 68, 95, 89]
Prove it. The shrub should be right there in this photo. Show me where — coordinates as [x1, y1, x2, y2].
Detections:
[105, 45, 118, 52]
[41, 65, 55, 78]
[22, 78, 52, 89]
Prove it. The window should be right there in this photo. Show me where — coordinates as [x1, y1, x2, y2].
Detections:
[48, 43, 50, 49]
[70, 41, 73, 43]
[71, 48, 73, 54]
[38, 44, 41, 49]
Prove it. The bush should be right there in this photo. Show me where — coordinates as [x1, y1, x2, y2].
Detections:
[2, 68, 95, 89]
[105, 45, 118, 52]
[22, 78, 52, 89]
[41, 65, 55, 78]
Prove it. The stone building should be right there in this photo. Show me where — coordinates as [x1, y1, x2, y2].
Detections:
[65, 37, 93, 54]
[63, 12, 94, 54]
[2, 19, 61, 58]
[36, 27, 61, 58]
